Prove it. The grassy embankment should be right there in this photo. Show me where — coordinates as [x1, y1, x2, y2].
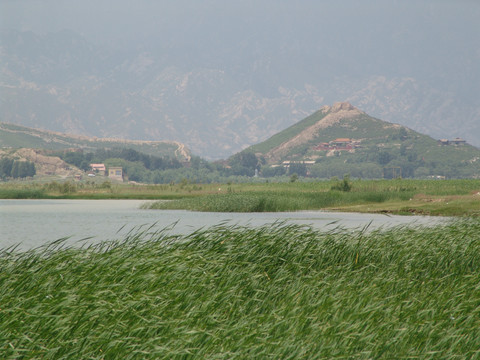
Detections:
[146, 179, 480, 216]
[1, 179, 479, 216]
[0, 181, 201, 200]
[1, 220, 480, 358]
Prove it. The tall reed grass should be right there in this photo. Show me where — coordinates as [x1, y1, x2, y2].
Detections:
[1, 220, 480, 358]
[0, 188, 47, 199]
[146, 190, 415, 212]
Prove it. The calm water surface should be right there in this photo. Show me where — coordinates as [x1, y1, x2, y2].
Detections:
[1, 199, 449, 250]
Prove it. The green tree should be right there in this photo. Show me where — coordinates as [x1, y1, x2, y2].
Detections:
[414, 166, 430, 178]
[26, 161, 36, 177]
[331, 175, 352, 192]
[11, 161, 36, 178]
[229, 151, 259, 176]
[18, 161, 28, 178]
[288, 163, 307, 177]
[0, 158, 14, 178]
[261, 165, 286, 177]
[377, 151, 392, 165]
[11, 161, 19, 178]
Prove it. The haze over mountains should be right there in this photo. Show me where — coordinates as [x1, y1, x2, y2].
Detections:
[1, 1, 479, 159]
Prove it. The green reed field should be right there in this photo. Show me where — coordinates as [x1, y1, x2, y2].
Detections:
[145, 179, 480, 216]
[1, 220, 480, 359]
[1, 178, 479, 215]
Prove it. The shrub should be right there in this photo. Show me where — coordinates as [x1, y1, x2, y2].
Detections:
[331, 175, 352, 192]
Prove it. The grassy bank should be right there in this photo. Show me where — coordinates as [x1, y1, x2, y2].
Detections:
[0, 181, 202, 200]
[1, 221, 480, 358]
[145, 190, 415, 212]
[146, 179, 480, 216]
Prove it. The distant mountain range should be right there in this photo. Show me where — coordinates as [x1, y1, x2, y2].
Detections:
[1, 29, 479, 159]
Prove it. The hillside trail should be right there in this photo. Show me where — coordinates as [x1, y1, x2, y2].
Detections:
[174, 141, 190, 161]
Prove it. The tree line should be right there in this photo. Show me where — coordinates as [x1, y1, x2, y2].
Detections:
[57, 148, 184, 183]
[0, 158, 36, 179]
[59, 148, 183, 172]
[57, 143, 478, 184]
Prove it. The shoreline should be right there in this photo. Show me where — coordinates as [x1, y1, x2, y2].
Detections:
[1, 179, 479, 217]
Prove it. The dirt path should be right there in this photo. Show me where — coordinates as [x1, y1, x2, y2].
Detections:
[174, 141, 190, 161]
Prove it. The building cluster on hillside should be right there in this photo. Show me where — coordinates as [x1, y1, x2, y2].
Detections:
[313, 138, 361, 151]
[437, 138, 467, 146]
[281, 160, 316, 167]
[88, 163, 124, 181]
[270, 138, 362, 172]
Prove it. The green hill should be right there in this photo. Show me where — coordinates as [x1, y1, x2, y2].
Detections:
[245, 102, 480, 179]
[0, 122, 190, 161]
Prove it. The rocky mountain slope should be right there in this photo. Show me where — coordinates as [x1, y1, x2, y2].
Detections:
[1, 29, 479, 159]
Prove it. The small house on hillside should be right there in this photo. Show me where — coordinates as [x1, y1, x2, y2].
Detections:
[108, 167, 123, 181]
[90, 163, 106, 175]
[313, 142, 330, 151]
[437, 138, 466, 146]
[281, 160, 316, 168]
[451, 138, 466, 146]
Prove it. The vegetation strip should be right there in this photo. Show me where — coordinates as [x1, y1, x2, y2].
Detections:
[144, 179, 480, 216]
[1, 221, 480, 358]
[2, 179, 479, 216]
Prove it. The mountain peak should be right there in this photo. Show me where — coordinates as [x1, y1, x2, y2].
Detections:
[257, 102, 366, 161]
[321, 101, 359, 114]
[245, 105, 480, 179]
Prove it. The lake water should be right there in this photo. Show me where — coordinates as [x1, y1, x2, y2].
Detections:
[0, 199, 450, 250]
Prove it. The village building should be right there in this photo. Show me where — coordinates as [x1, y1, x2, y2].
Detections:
[108, 166, 124, 181]
[329, 138, 353, 148]
[451, 138, 466, 146]
[281, 160, 316, 168]
[437, 138, 466, 146]
[314, 138, 360, 152]
[90, 163, 106, 175]
[313, 142, 330, 151]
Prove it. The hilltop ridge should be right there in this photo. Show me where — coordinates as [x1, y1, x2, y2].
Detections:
[244, 102, 480, 179]
[0, 122, 191, 161]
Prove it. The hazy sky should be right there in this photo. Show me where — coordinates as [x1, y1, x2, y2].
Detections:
[3, 1, 479, 84]
[2, 1, 479, 45]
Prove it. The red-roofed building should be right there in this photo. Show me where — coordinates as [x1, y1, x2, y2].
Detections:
[330, 138, 352, 148]
[90, 163, 106, 175]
